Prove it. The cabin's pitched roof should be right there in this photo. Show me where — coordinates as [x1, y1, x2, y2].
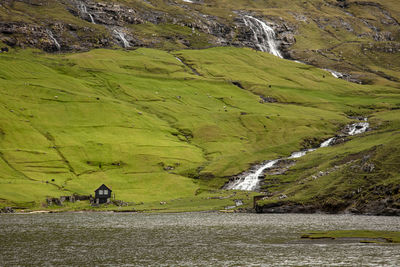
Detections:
[95, 184, 112, 192]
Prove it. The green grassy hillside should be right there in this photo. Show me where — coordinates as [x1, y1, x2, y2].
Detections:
[0, 46, 399, 211]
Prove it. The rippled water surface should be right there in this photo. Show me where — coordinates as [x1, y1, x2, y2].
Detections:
[1, 212, 400, 266]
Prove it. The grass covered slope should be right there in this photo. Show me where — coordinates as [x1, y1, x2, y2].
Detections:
[257, 109, 400, 214]
[0, 46, 399, 210]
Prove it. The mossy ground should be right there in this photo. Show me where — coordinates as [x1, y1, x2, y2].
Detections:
[0, 45, 399, 211]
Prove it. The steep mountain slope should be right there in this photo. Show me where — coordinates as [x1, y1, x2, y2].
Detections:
[1, 0, 400, 84]
[0, 0, 399, 212]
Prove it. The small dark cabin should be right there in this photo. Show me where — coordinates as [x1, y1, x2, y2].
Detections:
[94, 184, 112, 204]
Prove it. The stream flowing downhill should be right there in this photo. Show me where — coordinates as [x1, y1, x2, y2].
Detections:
[226, 119, 369, 191]
[225, 18, 369, 191]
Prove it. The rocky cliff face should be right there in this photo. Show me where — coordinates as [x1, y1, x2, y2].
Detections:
[0, 0, 296, 52]
[1, 0, 399, 82]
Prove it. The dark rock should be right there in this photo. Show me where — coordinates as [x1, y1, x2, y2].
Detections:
[380, 208, 400, 216]
[255, 201, 317, 214]
[361, 162, 375, 172]
[259, 95, 278, 103]
[163, 165, 174, 171]
[2, 37, 17, 47]
[336, 0, 349, 9]
[47, 197, 62, 206]
[66, 24, 78, 31]
[232, 81, 244, 89]
[0, 207, 15, 213]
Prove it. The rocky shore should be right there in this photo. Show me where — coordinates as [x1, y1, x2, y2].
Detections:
[254, 198, 400, 216]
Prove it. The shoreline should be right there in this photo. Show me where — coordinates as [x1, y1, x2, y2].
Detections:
[2, 207, 399, 216]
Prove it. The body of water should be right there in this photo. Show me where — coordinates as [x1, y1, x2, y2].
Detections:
[1, 212, 400, 266]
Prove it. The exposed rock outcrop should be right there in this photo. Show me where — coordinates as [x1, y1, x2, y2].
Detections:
[0, 207, 15, 213]
[1, 0, 399, 86]
[0, 0, 296, 53]
[255, 198, 400, 216]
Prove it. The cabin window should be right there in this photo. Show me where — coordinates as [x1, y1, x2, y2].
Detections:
[99, 190, 103, 195]
[104, 190, 108, 195]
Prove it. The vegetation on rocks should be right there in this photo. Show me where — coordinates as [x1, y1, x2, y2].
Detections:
[301, 230, 400, 243]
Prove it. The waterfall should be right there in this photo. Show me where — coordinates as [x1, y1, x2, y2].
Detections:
[227, 118, 369, 191]
[175, 57, 183, 63]
[78, 2, 95, 24]
[324, 68, 344, 79]
[226, 160, 279, 191]
[320, 137, 335, 148]
[346, 120, 369, 136]
[243, 15, 283, 58]
[288, 150, 309, 159]
[242, 17, 348, 79]
[113, 30, 130, 48]
[47, 30, 61, 51]
[89, 14, 95, 24]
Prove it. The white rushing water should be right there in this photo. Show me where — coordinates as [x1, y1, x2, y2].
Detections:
[47, 30, 60, 51]
[288, 150, 310, 159]
[226, 160, 279, 191]
[78, 3, 95, 24]
[175, 57, 183, 63]
[346, 120, 369, 136]
[242, 14, 348, 82]
[114, 30, 130, 48]
[320, 137, 335, 148]
[324, 68, 344, 79]
[228, 119, 369, 191]
[243, 15, 283, 58]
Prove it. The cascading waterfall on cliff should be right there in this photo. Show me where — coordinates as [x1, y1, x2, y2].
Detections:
[226, 119, 369, 191]
[47, 30, 61, 51]
[243, 15, 348, 79]
[113, 30, 130, 48]
[243, 15, 283, 58]
[78, 3, 95, 24]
